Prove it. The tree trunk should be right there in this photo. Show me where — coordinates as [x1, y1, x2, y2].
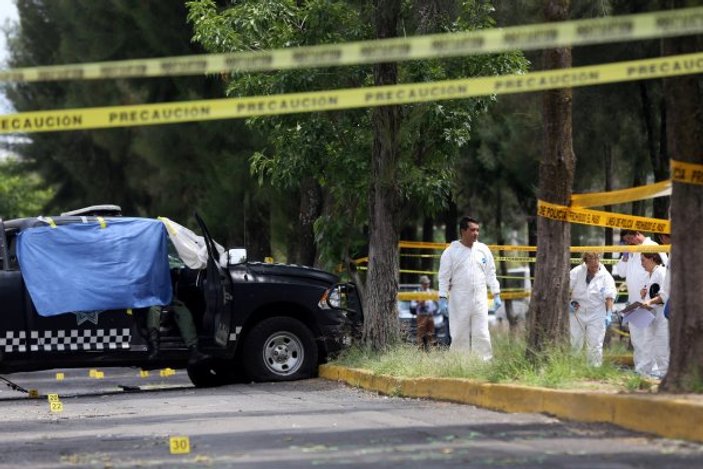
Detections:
[496, 183, 518, 330]
[659, 23, 703, 392]
[603, 143, 614, 267]
[296, 176, 322, 267]
[421, 216, 435, 277]
[243, 191, 271, 262]
[444, 198, 458, 242]
[526, 0, 574, 358]
[363, 0, 402, 351]
[399, 224, 417, 284]
[640, 82, 670, 219]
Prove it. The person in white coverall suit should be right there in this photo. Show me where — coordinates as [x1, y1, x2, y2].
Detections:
[638, 252, 669, 378]
[569, 252, 616, 366]
[616, 230, 667, 375]
[438, 217, 501, 360]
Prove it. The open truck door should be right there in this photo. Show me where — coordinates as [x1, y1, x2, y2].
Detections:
[193, 213, 232, 348]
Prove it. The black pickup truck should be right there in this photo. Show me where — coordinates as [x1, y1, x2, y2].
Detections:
[0, 211, 362, 387]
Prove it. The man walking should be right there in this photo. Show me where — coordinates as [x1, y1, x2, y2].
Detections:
[438, 216, 501, 360]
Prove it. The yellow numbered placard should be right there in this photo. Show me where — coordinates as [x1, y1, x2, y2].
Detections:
[160, 368, 176, 377]
[28, 389, 39, 399]
[49, 401, 64, 413]
[139, 369, 150, 378]
[88, 369, 98, 378]
[47, 393, 60, 402]
[94, 371, 105, 379]
[55, 372, 65, 381]
[169, 436, 191, 454]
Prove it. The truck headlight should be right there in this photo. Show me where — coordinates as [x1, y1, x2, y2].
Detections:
[319, 287, 341, 309]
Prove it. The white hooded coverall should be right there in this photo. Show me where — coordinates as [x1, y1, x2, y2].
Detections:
[438, 240, 500, 360]
[569, 263, 616, 366]
[640, 264, 669, 378]
[616, 237, 667, 374]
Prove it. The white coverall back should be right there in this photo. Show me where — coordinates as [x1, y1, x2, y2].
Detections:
[569, 263, 616, 366]
[438, 240, 500, 360]
[615, 237, 667, 374]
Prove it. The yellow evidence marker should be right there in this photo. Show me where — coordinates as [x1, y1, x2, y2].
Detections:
[139, 369, 150, 378]
[55, 372, 65, 381]
[49, 400, 64, 413]
[169, 436, 191, 454]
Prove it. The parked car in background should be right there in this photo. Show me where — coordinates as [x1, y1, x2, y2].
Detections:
[397, 284, 450, 346]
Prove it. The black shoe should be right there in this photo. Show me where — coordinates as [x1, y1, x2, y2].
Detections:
[188, 345, 211, 364]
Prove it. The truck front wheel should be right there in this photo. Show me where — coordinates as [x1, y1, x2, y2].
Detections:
[242, 317, 318, 382]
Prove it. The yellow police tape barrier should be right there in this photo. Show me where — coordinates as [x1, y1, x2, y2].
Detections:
[2, 8, 702, 83]
[537, 199, 670, 234]
[398, 241, 670, 253]
[564, 159, 702, 208]
[397, 290, 530, 302]
[2, 52, 703, 135]
[671, 159, 703, 185]
[570, 180, 672, 208]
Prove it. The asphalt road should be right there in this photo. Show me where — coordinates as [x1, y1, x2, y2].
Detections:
[0, 368, 701, 468]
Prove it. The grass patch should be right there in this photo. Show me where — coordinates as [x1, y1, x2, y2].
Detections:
[333, 330, 643, 392]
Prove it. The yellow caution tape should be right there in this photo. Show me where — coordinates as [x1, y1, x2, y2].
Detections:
[2, 8, 702, 83]
[2, 52, 703, 135]
[671, 159, 703, 185]
[569, 244, 670, 253]
[570, 180, 671, 208]
[399, 240, 538, 252]
[537, 200, 670, 234]
[398, 290, 529, 301]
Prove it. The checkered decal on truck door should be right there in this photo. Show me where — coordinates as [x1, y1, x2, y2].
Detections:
[0, 329, 131, 352]
[0, 331, 27, 352]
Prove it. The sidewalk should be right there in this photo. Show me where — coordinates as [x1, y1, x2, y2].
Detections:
[319, 364, 703, 444]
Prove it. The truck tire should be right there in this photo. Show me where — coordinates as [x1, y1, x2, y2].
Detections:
[242, 317, 318, 382]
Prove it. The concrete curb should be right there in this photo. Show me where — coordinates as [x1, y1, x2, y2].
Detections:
[319, 364, 703, 444]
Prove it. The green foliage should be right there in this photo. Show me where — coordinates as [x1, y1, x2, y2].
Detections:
[0, 157, 54, 219]
[5, 0, 262, 250]
[188, 0, 527, 268]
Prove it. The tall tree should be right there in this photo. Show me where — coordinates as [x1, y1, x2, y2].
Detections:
[5, 0, 262, 251]
[526, 0, 574, 357]
[660, 1, 703, 393]
[363, 0, 402, 350]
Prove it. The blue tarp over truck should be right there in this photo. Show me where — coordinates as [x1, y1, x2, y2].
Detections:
[16, 217, 172, 316]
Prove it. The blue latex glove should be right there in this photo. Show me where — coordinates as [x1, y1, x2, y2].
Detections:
[663, 300, 670, 320]
[605, 310, 613, 328]
[493, 294, 502, 310]
[438, 297, 449, 316]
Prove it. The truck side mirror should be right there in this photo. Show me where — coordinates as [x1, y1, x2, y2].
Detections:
[228, 248, 247, 265]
